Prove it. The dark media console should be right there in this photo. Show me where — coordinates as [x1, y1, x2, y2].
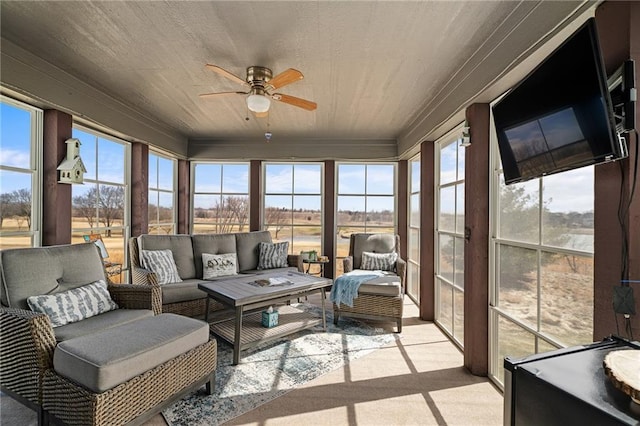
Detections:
[504, 336, 640, 426]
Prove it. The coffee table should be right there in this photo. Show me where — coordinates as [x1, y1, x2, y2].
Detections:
[199, 271, 332, 364]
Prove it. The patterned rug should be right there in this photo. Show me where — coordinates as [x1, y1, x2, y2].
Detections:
[162, 304, 398, 426]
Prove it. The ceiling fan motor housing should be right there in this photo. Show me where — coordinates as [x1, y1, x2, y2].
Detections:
[246, 66, 272, 86]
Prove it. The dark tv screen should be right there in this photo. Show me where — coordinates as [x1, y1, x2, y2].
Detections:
[492, 18, 623, 185]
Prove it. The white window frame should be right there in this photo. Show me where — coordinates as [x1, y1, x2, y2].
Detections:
[148, 151, 177, 235]
[0, 96, 43, 247]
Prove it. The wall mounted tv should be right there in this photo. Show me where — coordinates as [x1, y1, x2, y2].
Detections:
[492, 18, 632, 185]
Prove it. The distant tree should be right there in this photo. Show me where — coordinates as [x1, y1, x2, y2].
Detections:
[265, 206, 288, 239]
[0, 193, 14, 229]
[73, 190, 97, 228]
[216, 196, 248, 233]
[98, 186, 124, 236]
[12, 189, 32, 229]
[73, 186, 124, 236]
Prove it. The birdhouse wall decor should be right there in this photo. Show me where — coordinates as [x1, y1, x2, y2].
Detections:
[57, 138, 87, 184]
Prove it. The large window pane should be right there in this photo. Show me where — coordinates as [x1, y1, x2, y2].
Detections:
[440, 142, 458, 184]
[294, 164, 322, 194]
[0, 99, 40, 248]
[439, 234, 454, 283]
[336, 163, 397, 277]
[366, 165, 394, 195]
[498, 244, 538, 328]
[439, 280, 453, 334]
[337, 196, 365, 227]
[439, 186, 455, 232]
[263, 163, 323, 256]
[456, 183, 465, 233]
[542, 168, 594, 251]
[540, 251, 593, 346]
[338, 164, 365, 194]
[192, 163, 249, 234]
[496, 316, 536, 384]
[498, 179, 539, 244]
[72, 127, 128, 283]
[454, 287, 465, 345]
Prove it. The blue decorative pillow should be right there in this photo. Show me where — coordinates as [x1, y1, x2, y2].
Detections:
[361, 251, 398, 271]
[140, 249, 182, 285]
[257, 241, 289, 270]
[27, 280, 118, 328]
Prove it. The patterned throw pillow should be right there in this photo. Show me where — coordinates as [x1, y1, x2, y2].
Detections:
[360, 251, 398, 271]
[140, 249, 182, 285]
[202, 253, 238, 280]
[27, 280, 118, 328]
[257, 241, 289, 270]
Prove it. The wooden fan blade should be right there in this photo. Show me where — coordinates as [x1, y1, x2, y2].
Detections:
[267, 68, 303, 90]
[199, 91, 247, 99]
[272, 93, 317, 111]
[205, 64, 248, 87]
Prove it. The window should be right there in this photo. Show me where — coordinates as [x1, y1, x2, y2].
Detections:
[489, 120, 595, 386]
[192, 163, 249, 233]
[263, 163, 323, 260]
[336, 163, 396, 276]
[71, 126, 129, 282]
[407, 155, 421, 303]
[435, 130, 465, 348]
[148, 152, 176, 234]
[0, 97, 42, 248]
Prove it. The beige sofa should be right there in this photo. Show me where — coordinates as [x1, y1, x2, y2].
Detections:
[129, 230, 302, 317]
[0, 242, 217, 425]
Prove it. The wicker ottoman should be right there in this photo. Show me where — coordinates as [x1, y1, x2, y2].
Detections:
[43, 314, 217, 425]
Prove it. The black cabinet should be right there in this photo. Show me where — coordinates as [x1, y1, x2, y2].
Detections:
[504, 336, 640, 426]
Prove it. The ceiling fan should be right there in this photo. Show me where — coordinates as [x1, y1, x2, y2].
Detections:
[200, 65, 317, 116]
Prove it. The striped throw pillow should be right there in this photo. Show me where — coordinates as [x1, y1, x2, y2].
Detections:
[360, 251, 398, 271]
[140, 249, 182, 285]
[257, 241, 289, 270]
[27, 280, 118, 328]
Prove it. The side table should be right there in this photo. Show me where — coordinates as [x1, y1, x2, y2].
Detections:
[303, 258, 329, 277]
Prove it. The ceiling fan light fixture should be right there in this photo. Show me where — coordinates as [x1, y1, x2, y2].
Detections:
[246, 94, 271, 113]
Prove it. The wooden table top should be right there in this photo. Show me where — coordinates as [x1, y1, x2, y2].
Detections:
[198, 270, 331, 307]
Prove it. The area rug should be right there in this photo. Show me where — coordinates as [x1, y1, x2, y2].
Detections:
[162, 303, 398, 426]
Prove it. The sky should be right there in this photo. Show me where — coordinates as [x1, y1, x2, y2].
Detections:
[2, 101, 595, 214]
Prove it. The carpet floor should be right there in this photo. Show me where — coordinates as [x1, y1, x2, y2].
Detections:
[1, 295, 504, 425]
[163, 303, 397, 425]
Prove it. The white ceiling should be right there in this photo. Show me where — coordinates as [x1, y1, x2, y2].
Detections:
[0, 1, 594, 158]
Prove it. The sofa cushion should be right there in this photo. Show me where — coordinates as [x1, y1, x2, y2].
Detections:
[241, 267, 297, 275]
[0, 243, 106, 310]
[358, 274, 402, 297]
[235, 230, 272, 272]
[53, 314, 209, 393]
[54, 308, 154, 342]
[141, 249, 182, 285]
[361, 251, 398, 271]
[202, 253, 237, 279]
[161, 279, 208, 305]
[352, 234, 397, 269]
[27, 280, 118, 328]
[192, 234, 237, 277]
[257, 241, 289, 270]
[137, 235, 196, 279]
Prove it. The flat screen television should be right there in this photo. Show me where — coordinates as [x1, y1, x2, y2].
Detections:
[492, 18, 628, 185]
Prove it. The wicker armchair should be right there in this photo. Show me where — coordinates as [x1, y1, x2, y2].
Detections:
[0, 244, 217, 425]
[335, 233, 406, 332]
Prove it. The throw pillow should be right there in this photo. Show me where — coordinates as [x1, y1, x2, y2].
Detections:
[202, 253, 238, 279]
[361, 251, 398, 271]
[140, 249, 182, 285]
[257, 241, 289, 270]
[27, 280, 118, 328]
